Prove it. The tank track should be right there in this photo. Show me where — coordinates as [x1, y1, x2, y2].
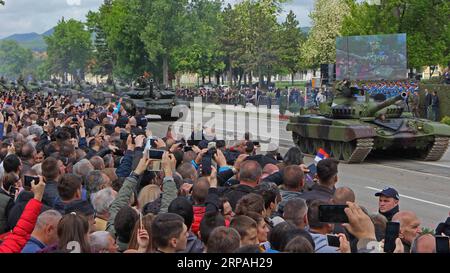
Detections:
[343, 138, 374, 164]
[422, 137, 449, 161]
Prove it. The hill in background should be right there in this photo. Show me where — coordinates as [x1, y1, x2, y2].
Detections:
[1, 28, 54, 52]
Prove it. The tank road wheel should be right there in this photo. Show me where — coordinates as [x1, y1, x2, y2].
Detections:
[306, 138, 315, 155]
[330, 141, 343, 160]
[342, 141, 356, 162]
[294, 135, 308, 154]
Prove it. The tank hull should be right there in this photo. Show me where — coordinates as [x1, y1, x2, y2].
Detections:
[287, 115, 450, 163]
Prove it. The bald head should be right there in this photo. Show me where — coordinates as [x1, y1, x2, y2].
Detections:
[262, 164, 279, 177]
[392, 211, 417, 224]
[192, 178, 210, 205]
[90, 156, 105, 170]
[239, 160, 262, 185]
[393, 211, 421, 245]
[332, 187, 355, 205]
[412, 234, 436, 253]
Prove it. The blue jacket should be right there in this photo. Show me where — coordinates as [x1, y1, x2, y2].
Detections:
[21, 236, 46, 253]
[42, 181, 60, 208]
[115, 150, 134, 178]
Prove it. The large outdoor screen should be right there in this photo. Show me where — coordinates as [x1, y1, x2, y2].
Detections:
[336, 34, 407, 80]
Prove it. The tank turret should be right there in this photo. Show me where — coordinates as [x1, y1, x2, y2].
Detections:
[366, 93, 407, 117]
[329, 92, 407, 119]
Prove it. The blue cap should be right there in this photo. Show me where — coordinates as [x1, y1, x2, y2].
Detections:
[375, 187, 399, 200]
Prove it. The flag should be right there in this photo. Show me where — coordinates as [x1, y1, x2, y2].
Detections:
[314, 148, 330, 163]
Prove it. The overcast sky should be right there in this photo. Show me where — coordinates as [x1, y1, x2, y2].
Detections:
[0, 0, 315, 39]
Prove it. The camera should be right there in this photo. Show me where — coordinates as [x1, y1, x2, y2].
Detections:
[148, 149, 164, 160]
[318, 205, 349, 223]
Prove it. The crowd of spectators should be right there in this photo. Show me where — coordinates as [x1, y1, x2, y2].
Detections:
[0, 88, 447, 254]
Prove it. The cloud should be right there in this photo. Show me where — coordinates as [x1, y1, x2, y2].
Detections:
[0, 0, 314, 38]
[0, 0, 103, 38]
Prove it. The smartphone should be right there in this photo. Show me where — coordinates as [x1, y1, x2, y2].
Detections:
[318, 205, 349, 223]
[24, 176, 38, 188]
[252, 141, 260, 146]
[184, 146, 193, 152]
[201, 155, 212, 176]
[435, 235, 450, 253]
[384, 222, 400, 253]
[148, 149, 164, 160]
[327, 234, 340, 248]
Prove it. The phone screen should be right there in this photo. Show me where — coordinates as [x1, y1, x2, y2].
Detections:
[384, 222, 400, 253]
[318, 205, 349, 223]
[201, 156, 212, 176]
[148, 149, 164, 160]
[436, 236, 450, 253]
[24, 176, 38, 188]
[327, 234, 340, 248]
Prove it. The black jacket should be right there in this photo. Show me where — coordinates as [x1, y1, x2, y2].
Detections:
[219, 184, 255, 210]
[425, 93, 432, 106]
[300, 183, 335, 203]
[379, 205, 399, 222]
[7, 191, 50, 230]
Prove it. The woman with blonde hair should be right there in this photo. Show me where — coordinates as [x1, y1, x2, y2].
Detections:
[137, 184, 161, 212]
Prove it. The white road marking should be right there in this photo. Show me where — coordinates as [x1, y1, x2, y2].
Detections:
[365, 186, 450, 209]
[403, 160, 450, 169]
[364, 162, 450, 181]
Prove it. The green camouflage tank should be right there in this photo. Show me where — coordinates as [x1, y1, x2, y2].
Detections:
[287, 84, 450, 163]
[121, 77, 179, 120]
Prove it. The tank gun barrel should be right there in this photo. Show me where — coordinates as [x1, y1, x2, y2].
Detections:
[367, 92, 407, 116]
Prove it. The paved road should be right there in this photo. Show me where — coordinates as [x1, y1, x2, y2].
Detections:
[146, 105, 450, 229]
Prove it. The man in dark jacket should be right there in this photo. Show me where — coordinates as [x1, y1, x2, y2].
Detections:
[41, 157, 64, 207]
[375, 187, 400, 221]
[431, 91, 440, 121]
[424, 89, 432, 120]
[300, 159, 338, 203]
[220, 160, 261, 210]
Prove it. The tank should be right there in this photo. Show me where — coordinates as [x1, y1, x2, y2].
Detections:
[287, 84, 450, 163]
[121, 77, 179, 120]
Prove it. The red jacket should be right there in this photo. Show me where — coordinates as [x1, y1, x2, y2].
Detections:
[0, 198, 42, 253]
[191, 205, 206, 236]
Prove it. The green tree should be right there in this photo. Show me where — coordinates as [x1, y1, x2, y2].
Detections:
[0, 1, 4, 6]
[96, 0, 155, 82]
[86, 1, 114, 81]
[300, 0, 350, 69]
[45, 18, 92, 82]
[141, 0, 189, 87]
[0, 40, 33, 78]
[279, 10, 305, 85]
[173, 0, 225, 85]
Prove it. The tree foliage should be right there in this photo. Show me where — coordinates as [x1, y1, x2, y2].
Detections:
[45, 18, 92, 81]
[0, 40, 33, 78]
[300, 0, 350, 68]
